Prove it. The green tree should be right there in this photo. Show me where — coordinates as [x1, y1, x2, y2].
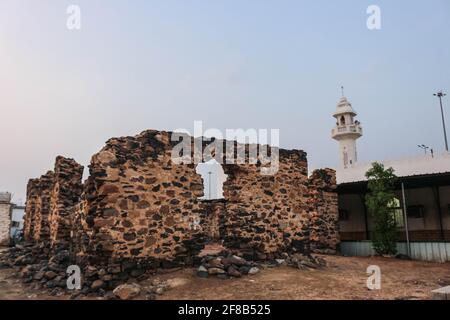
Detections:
[365, 162, 398, 255]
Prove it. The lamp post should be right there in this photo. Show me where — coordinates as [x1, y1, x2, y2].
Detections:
[418, 144, 429, 155]
[207, 171, 212, 199]
[433, 91, 448, 152]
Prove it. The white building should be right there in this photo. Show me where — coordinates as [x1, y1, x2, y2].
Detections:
[0, 192, 12, 246]
[10, 205, 25, 239]
[332, 95, 450, 262]
[0, 192, 25, 245]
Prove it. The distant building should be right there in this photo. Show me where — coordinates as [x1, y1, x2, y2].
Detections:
[0, 192, 12, 246]
[332, 96, 450, 261]
[0, 192, 25, 245]
[337, 153, 450, 243]
[10, 204, 25, 239]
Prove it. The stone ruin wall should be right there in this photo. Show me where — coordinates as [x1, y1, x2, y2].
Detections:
[74, 130, 206, 267]
[24, 129, 339, 270]
[23, 179, 40, 241]
[307, 169, 339, 253]
[32, 171, 54, 242]
[49, 156, 84, 250]
[23, 157, 84, 251]
[220, 149, 312, 258]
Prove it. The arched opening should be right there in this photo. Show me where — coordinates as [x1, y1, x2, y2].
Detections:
[340, 115, 346, 126]
[195, 159, 227, 200]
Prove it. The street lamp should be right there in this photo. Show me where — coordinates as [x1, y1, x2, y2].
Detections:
[418, 144, 429, 155]
[207, 171, 212, 199]
[433, 91, 448, 152]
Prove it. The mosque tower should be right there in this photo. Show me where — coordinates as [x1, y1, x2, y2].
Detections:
[332, 90, 363, 168]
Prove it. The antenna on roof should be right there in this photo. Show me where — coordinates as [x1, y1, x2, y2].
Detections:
[341, 86, 345, 97]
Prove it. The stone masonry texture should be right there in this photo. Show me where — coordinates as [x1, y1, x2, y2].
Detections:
[49, 156, 84, 250]
[24, 129, 339, 272]
[32, 171, 54, 242]
[23, 179, 40, 241]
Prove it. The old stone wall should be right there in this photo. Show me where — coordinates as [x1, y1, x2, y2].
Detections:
[49, 156, 84, 250]
[200, 200, 226, 243]
[24, 129, 339, 270]
[221, 149, 312, 258]
[74, 131, 206, 268]
[24, 179, 41, 241]
[32, 171, 54, 242]
[308, 169, 339, 253]
[23, 157, 83, 250]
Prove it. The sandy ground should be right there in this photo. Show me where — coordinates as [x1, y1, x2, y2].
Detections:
[0, 254, 449, 300]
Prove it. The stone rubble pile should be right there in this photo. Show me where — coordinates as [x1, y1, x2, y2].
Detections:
[196, 254, 260, 279]
[195, 251, 327, 280]
[0, 243, 70, 297]
[0, 243, 171, 300]
[283, 252, 327, 270]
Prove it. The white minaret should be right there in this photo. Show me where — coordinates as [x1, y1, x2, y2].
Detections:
[331, 93, 363, 168]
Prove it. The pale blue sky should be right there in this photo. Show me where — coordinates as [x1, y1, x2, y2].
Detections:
[1, 0, 449, 202]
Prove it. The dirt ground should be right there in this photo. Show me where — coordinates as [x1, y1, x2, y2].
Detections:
[0, 254, 449, 300]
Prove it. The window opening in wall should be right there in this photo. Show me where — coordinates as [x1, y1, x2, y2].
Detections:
[407, 205, 425, 219]
[195, 159, 227, 200]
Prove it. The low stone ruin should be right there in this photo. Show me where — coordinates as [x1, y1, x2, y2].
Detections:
[1, 129, 339, 299]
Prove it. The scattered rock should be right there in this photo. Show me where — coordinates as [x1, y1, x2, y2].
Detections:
[113, 283, 141, 300]
[197, 266, 209, 278]
[275, 259, 286, 265]
[69, 292, 81, 300]
[227, 266, 241, 277]
[208, 267, 226, 275]
[44, 271, 57, 280]
[91, 280, 105, 290]
[248, 267, 260, 275]
[85, 266, 98, 278]
[217, 274, 229, 280]
[206, 258, 224, 269]
[286, 253, 326, 270]
[155, 287, 165, 295]
[222, 255, 248, 267]
[239, 266, 251, 275]
[33, 271, 44, 281]
[103, 291, 116, 300]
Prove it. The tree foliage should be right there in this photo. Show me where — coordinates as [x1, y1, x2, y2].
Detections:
[365, 162, 398, 255]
